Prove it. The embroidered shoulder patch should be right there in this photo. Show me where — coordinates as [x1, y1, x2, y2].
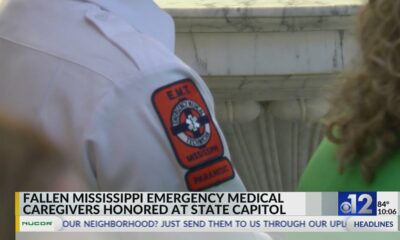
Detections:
[152, 79, 224, 169]
[185, 158, 235, 191]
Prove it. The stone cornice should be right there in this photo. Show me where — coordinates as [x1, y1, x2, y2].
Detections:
[205, 74, 335, 101]
[156, 0, 362, 18]
[157, 0, 363, 33]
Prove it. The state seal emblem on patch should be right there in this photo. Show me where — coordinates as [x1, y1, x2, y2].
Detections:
[152, 79, 224, 169]
[171, 99, 211, 148]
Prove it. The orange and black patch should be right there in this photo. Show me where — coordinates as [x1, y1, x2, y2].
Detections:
[152, 79, 224, 169]
[185, 158, 235, 191]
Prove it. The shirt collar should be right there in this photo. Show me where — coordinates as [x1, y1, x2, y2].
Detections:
[84, 0, 175, 51]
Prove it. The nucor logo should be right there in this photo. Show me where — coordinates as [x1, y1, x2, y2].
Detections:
[21, 221, 53, 226]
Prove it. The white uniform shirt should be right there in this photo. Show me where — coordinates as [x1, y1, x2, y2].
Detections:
[0, 0, 246, 192]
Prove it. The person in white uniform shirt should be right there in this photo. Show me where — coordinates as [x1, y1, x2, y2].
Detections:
[0, 0, 272, 239]
[0, 0, 245, 192]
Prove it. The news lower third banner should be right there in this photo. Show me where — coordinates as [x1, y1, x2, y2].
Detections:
[15, 192, 400, 233]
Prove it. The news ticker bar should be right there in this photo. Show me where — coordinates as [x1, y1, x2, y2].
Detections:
[15, 192, 400, 233]
[16, 216, 400, 232]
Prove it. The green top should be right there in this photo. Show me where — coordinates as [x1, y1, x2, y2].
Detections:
[298, 138, 400, 191]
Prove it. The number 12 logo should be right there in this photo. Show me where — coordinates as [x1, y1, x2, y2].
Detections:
[338, 192, 377, 216]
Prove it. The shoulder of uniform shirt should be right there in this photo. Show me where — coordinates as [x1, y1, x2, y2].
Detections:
[0, 36, 122, 90]
[0, 0, 180, 87]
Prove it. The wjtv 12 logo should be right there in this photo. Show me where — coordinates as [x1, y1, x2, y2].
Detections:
[338, 192, 377, 216]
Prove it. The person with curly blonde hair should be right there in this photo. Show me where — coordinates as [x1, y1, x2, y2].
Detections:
[299, 0, 400, 191]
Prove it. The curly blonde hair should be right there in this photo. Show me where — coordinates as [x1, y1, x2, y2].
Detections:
[326, 0, 400, 183]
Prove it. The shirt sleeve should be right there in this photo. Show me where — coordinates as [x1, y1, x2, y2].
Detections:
[83, 64, 246, 192]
